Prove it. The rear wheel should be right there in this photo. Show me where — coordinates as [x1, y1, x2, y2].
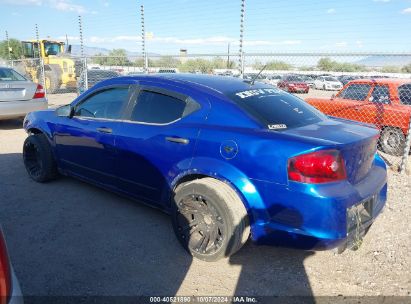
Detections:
[23, 133, 58, 182]
[378, 127, 405, 156]
[172, 178, 250, 261]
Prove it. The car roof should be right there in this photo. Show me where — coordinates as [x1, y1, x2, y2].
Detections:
[114, 73, 269, 95]
[349, 78, 411, 85]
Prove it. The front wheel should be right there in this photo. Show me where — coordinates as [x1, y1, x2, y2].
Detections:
[172, 178, 250, 262]
[378, 127, 406, 156]
[23, 133, 58, 182]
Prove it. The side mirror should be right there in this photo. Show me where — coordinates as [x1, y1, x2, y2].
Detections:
[368, 96, 374, 102]
[56, 104, 73, 118]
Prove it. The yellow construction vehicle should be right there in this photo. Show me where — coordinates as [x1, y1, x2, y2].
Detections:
[19, 39, 81, 93]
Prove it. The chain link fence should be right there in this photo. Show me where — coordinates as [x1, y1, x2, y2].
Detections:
[7, 53, 411, 172]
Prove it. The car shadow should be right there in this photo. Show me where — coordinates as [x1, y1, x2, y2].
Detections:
[0, 152, 314, 301]
[0, 119, 24, 130]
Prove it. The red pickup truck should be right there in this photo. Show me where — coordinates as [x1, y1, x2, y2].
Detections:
[306, 78, 411, 155]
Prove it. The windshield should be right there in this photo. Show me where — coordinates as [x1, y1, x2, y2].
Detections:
[44, 42, 61, 56]
[325, 77, 338, 82]
[228, 87, 326, 130]
[0, 68, 26, 81]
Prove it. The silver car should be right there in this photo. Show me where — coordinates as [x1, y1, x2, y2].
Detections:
[0, 67, 47, 120]
[1, 227, 23, 304]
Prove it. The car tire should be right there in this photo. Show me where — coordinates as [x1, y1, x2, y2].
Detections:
[172, 177, 250, 262]
[23, 133, 58, 182]
[378, 127, 406, 156]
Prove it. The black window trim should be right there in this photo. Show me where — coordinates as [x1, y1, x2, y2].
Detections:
[72, 84, 133, 122]
[123, 85, 201, 126]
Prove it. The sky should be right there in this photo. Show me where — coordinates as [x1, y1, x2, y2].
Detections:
[1, 0, 411, 54]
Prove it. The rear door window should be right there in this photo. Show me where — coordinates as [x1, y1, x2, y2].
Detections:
[229, 88, 326, 130]
[0, 68, 26, 81]
[398, 84, 411, 106]
[371, 85, 390, 104]
[338, 84, 371, 101]
[131, 90, 199, 124]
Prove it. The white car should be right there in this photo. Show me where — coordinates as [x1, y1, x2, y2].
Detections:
[264, 75, 282, 86]
[0, 67, 47, 120]
[314, 76, 343, 91]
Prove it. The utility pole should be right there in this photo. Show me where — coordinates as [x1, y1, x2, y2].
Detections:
[78, 15, 88, 92]
[35, 24, 47, 96]
[239, 0, 245, 78]
[141, 5, 148, 73]
[227, 42, 230, 69]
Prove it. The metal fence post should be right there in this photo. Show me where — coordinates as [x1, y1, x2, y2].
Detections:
[78, 15, 88, 93]
[35, 24, 47, 97]
[399, 114, 411, 173]
[238, 0, 245, 78]
[5, 31, 11, 61]
[141, 5, 148, 74]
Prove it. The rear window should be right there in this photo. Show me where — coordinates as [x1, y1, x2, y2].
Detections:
[0, 68, 26, 81]
[398, 84, 411, 106]
[229, 88, 326, 130]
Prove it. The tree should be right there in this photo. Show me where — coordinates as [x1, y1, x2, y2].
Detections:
[402, 63, 411, 73]
[381, 66, 401, 73]
[92, 53, 109, 65]
[317, 57, 366, 72]
[153, 56, 180, 68]
[253, 60, 292, 71]
[106, 49, 130, 66]
[0, 38, 23, 60]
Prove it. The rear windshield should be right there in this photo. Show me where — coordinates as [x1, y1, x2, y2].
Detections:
[285, 75, 304, 82]
[325, 77, 338, 81]
[229, 88, 326, 130]
[0, 68, 26, 81]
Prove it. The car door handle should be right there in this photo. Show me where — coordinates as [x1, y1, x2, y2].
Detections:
[96, 127, 113, 134]
[165, 137, 189, 144]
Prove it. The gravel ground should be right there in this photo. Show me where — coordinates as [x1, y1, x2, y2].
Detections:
[0, 90, 410, 297]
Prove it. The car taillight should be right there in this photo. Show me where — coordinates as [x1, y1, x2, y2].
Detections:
[0, 230, 11, 304]
[33, 84, 45, 99]
[288, 150, 347, 183]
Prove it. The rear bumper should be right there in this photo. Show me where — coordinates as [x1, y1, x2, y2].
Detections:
[288, 87, 309, 93]
[249, 156, 387, 250]
[0, 99, 48, 120]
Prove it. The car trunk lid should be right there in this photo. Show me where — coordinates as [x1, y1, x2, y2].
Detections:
[0, 81, 37, 102]
[282, 118, 379, 184]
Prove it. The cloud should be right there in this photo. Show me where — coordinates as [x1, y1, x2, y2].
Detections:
[0, 0, 86, 13]
[335, 41, 348, 48]
[356, 40, 364, 48]
[401, 7, 411, 14]
[327, 8, 336, 14]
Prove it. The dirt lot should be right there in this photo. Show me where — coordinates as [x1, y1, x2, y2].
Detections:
[0, 89, 410, 297]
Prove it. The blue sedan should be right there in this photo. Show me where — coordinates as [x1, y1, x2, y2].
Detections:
[22, 74, 387, 261]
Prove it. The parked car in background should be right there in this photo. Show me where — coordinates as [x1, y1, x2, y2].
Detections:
[314, 76, 343, 91]
[23, 74, 387, 261]
[277, 74, 310, 93]
[0, 67, 47, 120]
[301, 75, 316, 88]
[306, 78, 411, 155]
[77, 69, 120, 95]
[158, 68, 179, 73]
[1, 227, 23, 304]
[263, 74, 282, 86]
[338, 75, 359, 86]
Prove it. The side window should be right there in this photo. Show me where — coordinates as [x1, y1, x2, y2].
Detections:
[338, 84, 371, 101]
[74, 87, 129, 119]
[131, 91, 188, 124]
[371, 85, 390, 104]
[398, 84, 411, 106]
